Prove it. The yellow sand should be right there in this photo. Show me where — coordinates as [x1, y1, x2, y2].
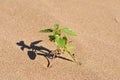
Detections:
[0, 0, 120, 80]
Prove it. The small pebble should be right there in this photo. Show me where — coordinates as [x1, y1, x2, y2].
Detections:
[114, 17, 120, 23]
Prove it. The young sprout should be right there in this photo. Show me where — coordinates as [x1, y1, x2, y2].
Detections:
[40, 24, 77, 66]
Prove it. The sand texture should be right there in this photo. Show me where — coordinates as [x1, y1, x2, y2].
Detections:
[0, 0, 120, 80]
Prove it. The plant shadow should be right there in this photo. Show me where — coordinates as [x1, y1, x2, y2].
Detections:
[16, 40, 73, 67]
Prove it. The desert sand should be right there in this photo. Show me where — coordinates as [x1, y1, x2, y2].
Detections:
[0, 0, 120, 80]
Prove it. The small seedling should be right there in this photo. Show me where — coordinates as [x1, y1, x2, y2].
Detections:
[40, 24, 77, 67]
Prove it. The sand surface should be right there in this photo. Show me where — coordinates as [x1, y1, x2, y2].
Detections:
[0, 0, 120, 80]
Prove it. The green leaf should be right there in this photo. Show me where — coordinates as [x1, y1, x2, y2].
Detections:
[49, 35, 55, 42]
[54, 24, 59, 29]
[67, 45, 75, 53]
[62, 28, 77, 36]
[40, 29, 53, 33]
[53, 30, 59, 35]
[55, 38, 66, 47]
[63, 36, 68, 45]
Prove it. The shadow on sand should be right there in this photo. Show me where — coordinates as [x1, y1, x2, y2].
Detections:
[16, 40, 73, 67]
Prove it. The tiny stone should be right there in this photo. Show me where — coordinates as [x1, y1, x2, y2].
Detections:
[114, 17, 120, 23]
[77, 61, 82, 65]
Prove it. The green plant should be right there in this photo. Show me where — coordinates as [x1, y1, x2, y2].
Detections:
[40, 24, 77, 63]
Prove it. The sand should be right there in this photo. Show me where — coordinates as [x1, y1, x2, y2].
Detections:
[0, 0, 120, 80]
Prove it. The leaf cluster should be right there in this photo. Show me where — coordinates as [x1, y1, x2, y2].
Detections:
[40, 24, 77, 62]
